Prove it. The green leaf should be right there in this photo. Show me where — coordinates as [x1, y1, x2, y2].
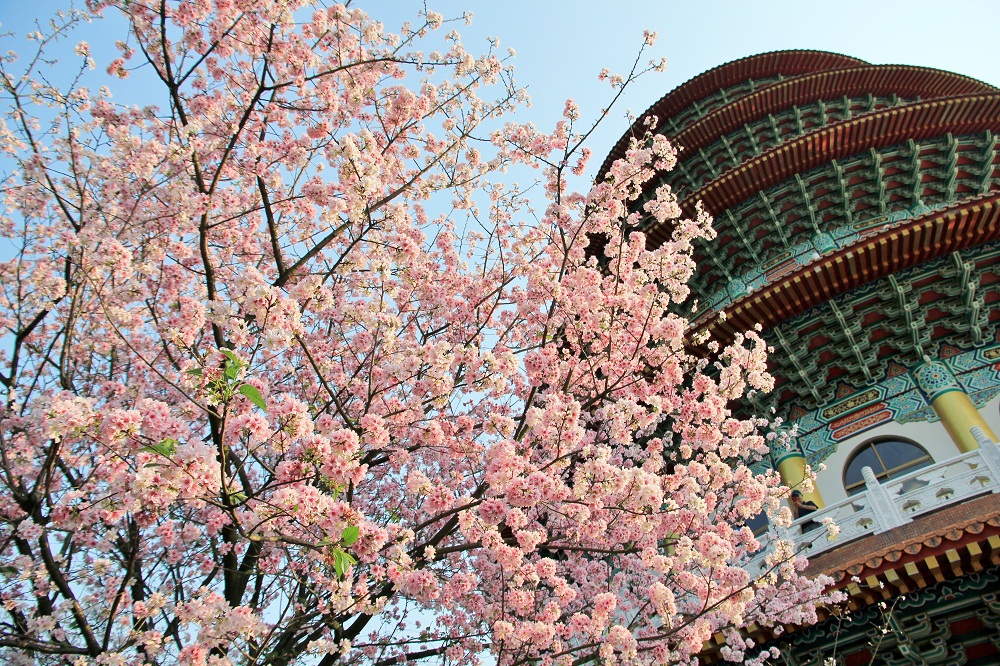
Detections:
[220, 349, 242, 366]
[185, 367, 203, 376]
[142, 438, 177, 459]
[239, 384, 267, 411]
[224, 363, 239, 380]
[332, 548, 356, 578]
[341, 525, 360, 546]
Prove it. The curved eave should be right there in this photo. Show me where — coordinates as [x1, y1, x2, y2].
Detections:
[804, 493, 1000, 583]
[672, 65, 998, 156]
[700, 494, 1000, 662]
[693, 191, 1000, 345]
[656, 93, 1000, 246]
[596, 50, 868, 179]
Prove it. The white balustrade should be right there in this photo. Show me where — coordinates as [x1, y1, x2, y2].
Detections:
[744, 439, 1000, 573]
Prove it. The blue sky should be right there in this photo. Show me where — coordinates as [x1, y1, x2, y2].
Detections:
[390, 0, 1000, 177]
[4, 0, 999, 179]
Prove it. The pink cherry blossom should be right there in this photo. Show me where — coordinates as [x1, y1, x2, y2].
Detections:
[0, 3, 837, 665]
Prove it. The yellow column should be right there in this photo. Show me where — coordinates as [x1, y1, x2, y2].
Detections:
[774, 450, 825, 508]
[913, 360, 997, 453]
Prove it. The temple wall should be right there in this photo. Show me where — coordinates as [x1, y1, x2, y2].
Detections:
[809, 387, 1000, 505]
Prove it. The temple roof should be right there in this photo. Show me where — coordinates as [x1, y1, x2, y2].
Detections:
[670, 94, 1000, 233]
[696, 191, 1000, 347]
[669, 65, 997, 159]
[598, 50, 870, 177]
[605, 51, 1000, 420]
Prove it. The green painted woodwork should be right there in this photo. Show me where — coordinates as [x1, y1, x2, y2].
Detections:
[675, 131, 1000, 304]
[775, 564, 1000, 666]
[734, 242, 1000, 455]
[665, 95, 911, 199]
[665, 75, 787, 135]
[764, 242, 999, 410]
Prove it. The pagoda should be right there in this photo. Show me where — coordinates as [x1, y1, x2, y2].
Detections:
[602, 51, 1000, 664]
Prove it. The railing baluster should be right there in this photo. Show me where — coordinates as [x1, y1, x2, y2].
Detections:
[744, 447, 1000, 566]
[864, 466, 910, 534]
[972, 426, 1000, 493]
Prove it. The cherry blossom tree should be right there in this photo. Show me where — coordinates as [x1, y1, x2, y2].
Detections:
[0, 2, 837, 665]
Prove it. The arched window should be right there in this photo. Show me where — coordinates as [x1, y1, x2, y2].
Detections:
[843, 438, 933, 495]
